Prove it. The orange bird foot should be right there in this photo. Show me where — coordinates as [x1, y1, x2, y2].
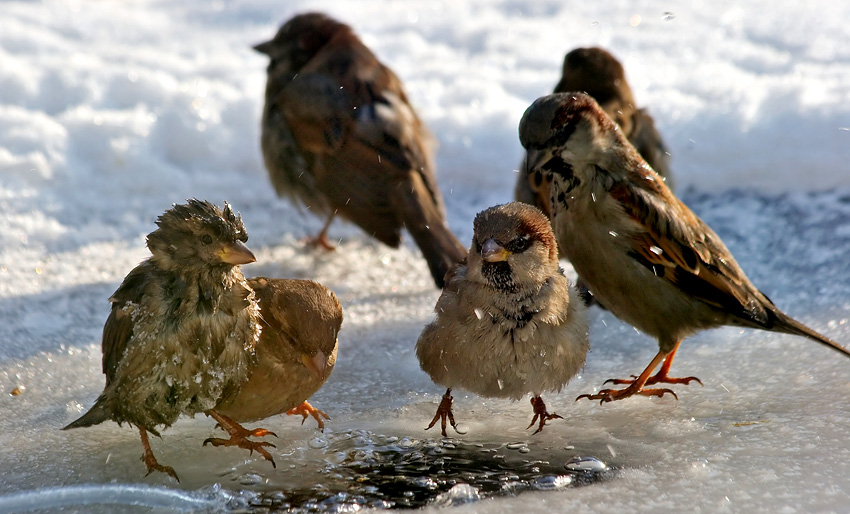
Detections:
[576, 382, 678, 404]
[604, 373, 703, 387]
[287, 401, 330, 431]
[304, 232, 336, 251]
[204, 411, 277, 468]
[527, 395, 563, 435]
[142, 453, 179, 482]
[138, 427, 179, 482]
[303, 214, 337, 251]
[425, 389, 458, 437]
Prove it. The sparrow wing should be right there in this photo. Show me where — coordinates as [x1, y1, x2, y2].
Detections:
[101, 265, 152, 386]
[611, 177, 772, 327]
[277, 34, 443, 246]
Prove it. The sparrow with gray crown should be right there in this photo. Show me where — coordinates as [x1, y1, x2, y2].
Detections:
[519, 92, 850, 403]
[516, 46, 673, 220]
[416, 202, 588, 435]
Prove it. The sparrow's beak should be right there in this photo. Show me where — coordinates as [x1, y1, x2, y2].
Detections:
[525, 148, 553, 175]
[253, 40, 273, 55]
[301, 350, 329, 380]
[218, 240, 256, 265]
[481, 238, 510, 263]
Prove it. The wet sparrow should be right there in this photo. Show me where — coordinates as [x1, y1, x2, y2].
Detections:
[64, 200, 261, 481]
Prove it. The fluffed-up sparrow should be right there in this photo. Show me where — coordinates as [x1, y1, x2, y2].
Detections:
[416, 202, 588, 434]
[64, 200, 261, 480]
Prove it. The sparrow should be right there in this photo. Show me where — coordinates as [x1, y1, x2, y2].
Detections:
[254, 12, 466, 288]
[416, 202, 589, 435]
[516, 47, 673, 220]
[519, 92, 850, 403]
[64, 200, 261, 481]
[209, 276, 342, 461]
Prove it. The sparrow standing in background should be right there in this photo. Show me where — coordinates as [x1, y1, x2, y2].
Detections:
[416, 203, 589, 435]
[210, 277, 342, 455]
[516, 47, 673, 219]
[254, 12, 465, 288]
[519, 93, 850, 403]
[64, 200, 261, 481]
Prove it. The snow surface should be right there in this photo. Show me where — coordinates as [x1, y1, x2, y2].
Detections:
[2, 0, 850, 512]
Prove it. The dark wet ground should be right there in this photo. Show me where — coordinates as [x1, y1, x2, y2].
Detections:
[215, 430, 612, 512]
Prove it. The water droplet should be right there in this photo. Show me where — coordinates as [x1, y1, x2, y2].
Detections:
[506, 442, 526, 450]
[531, 475, 572, 490]
[430, 484, 480, 507]
[565, 456, 608, 472]
[473, 308, 484, 320]
[399, 437, 416, 448]
[454, 424, 469, 435]
[497, 379, 504, 390]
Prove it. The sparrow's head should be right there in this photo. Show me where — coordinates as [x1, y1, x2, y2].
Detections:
[556, 47, 635, 132]
[555, 47, 633, 105]
[253, 12, 351, 74]
[519, 92, 625, 182]
[147, 199, 254, 273]
[467, 202, 559, 293]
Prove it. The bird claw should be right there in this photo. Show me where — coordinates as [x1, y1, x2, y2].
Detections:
[286, 401, 330, 431]
[425, 390, 458, 437]
[576, 386, 678, 404]
[141, 454, 179, 482]
[527, 396, 563, 435]
[204, 411, 278, 467]
[603, 374, 640, 386]
[604, 374, 702, 387]
[203, 436, 277, 467]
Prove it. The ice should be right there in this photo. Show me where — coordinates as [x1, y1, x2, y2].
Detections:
[3, 0, 850, 512]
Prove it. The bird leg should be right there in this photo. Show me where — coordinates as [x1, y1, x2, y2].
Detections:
[425, 388, 458, 437]
[603, 341, 702, 387]
[576, 349, 678, 403]
[305, 213, 337, 250]
[286, 401, 330, 431]
[138, 426, 179, 482]
[203, 410, 277, 468]
[527, 395, 563, 435]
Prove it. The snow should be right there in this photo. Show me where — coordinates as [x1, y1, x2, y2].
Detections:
[2, 0, 850, 512]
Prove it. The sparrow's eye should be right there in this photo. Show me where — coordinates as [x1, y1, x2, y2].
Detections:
[506, 236, 532, 254]
[201, 234, 213, 245]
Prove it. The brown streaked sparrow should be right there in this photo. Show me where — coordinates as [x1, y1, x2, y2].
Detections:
[416, 202, 589, 435]
[519, 92, 850, 403]
[516, 46, 673, 220]
[64, 200, 261, 481]
[211, 276, 341, 440]
[254, 12, 465, 288]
